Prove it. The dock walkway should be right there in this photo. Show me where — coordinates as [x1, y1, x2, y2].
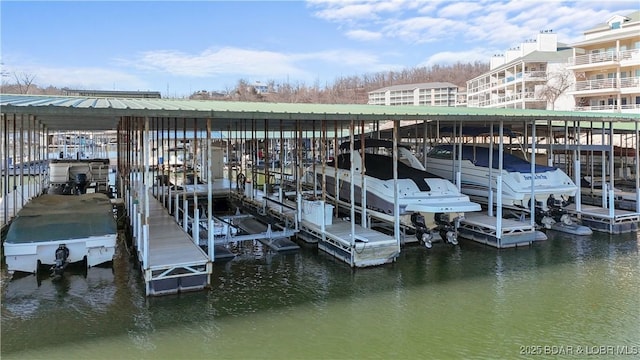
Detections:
[250, 193, 398, 267]
[459, 213, 540, 248]
[1, 183, 41, 231]
[300, 219, 399, 267]
[139, 192, 211, 296]
[567, 203, 639, 234]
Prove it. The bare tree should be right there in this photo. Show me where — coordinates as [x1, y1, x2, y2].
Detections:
[13, 72, 37, 94]
[537, 69, 574, 110]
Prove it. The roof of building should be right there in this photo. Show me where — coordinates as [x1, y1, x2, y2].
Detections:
[469, 48, 573, 82]
[571, 29, 640, 47]
[1, 94, 637, 132]
[369, 82, 459, 94]
[62, 89, 162, 98]
[498, 48, 572, 70]
[584, 10, 640, 34]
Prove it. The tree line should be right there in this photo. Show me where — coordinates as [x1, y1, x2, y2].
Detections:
[1, 61, 489, 103]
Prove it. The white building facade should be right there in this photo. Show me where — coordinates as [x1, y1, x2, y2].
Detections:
[368, 82, 459, 106]
[567, 11, 640, 114]
[466, 31, 574, 110]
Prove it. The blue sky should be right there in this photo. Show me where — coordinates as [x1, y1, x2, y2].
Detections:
[1, 0, 637, 97]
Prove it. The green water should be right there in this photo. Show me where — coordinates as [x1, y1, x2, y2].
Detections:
[2, 230, 639, 359]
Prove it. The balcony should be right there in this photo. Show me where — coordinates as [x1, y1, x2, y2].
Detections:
[619, 76, 640, 92]
[474, 92, 543, 108]
[572, 76, 640, 94]
[574, 104, 640, 113]
[568, 49, 640, 70]
[572, 78, 618, 95]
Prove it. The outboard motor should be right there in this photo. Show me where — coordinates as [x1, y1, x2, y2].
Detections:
[411, 213, 433, 249]
[75, 173, 88, 194]
[435, 213, 459, 246]
[51, 244, 70, 277]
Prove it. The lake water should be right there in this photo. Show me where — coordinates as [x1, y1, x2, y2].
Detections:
[2, 230, 639, 359]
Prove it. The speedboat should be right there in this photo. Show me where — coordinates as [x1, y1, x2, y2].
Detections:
[425, 144, 578, 228]
[304, 139, 481, 247]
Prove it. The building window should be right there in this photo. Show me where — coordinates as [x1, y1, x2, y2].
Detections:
[611, 21, 621, 29]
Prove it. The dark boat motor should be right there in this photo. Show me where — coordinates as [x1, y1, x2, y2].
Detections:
[411, 213, 433, 249]
[51, 244, 70, 276]
[435, 213, 458, 245]
[75, 173, 88, 194]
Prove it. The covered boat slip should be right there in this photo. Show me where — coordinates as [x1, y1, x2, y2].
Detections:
[240, 190, 399, 267]
[2, 94, 639, 295]
[3, 193, 117, 274]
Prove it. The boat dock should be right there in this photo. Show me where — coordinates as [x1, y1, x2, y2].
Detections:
[566, 203, 639, 234]
[235, 188, 399, 267]
[2, 93, 638, 297]
[0, 183, 41, 232]
[458, 213, 542, 248]
[131, 189, 211, 296]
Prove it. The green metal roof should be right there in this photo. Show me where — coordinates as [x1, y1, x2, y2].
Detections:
[1, 93, 638, 132]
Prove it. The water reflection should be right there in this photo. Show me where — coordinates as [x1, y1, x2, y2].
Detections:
[1, 230, 639, 359]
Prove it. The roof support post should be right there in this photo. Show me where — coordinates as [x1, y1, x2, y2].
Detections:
[574, 121, 582, 213]
[393, 119, 400, 252]
[530, 121, 536, 228]
[496, 121, 504, 240]
[349, 119, 356, 266]
[207, 118, 214, 261]
[360, 120, 367, 228]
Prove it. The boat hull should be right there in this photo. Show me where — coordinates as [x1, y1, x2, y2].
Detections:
[425, 158, 577, 211]
[4, 235, 117, 274]
[314, 171, 481, 215]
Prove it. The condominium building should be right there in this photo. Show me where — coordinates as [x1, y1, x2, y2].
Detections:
[466, 30, 574, 110]
[368, 82, 459, 106]
[567, 11, 640, 113]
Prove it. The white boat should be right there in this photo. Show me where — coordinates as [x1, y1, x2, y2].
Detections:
[425, 144, 578, 228]
[304, 139, 481, 247]
[3, 193, 117, 275]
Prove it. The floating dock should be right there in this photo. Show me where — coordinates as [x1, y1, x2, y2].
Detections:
[299, 219, 399, 267]
[458, 213, 543, 248]
[131, 190, 211, 296]
[580, 188, 638, 212]
[566, 204, 639, 234]
[235, 188, 399, 267]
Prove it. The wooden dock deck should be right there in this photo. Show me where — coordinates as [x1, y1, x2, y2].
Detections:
[459, 213, 540, 248]
[237, 192, 398, 267]
[139, 193, 211, 296]
[299, 218, 399, 267]
[566, 203, 639, 234]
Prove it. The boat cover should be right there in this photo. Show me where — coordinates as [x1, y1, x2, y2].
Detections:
[339, 139, 411, 151]
[434, 145, 557, 173]
[329, 152, 437, 191]
[5, 193, 117, 244]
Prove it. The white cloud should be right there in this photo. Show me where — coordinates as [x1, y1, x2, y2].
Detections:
[308, 0, 414, 22]
[120, 47, 308, 79]
[382, 16, 459, 43]
[419, 48, 495, 67]
[345, 29, 383, 41]
[3, 63, 149, 91]
[437, 2, 483, 18]
[308, 0, 637, 49]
